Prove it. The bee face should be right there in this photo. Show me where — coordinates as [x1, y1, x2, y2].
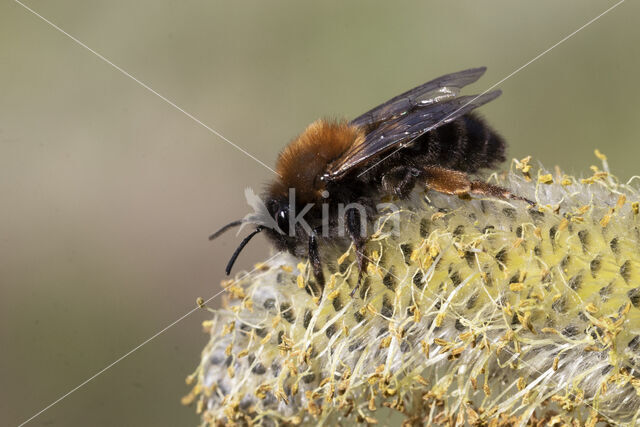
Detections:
[263, 196, 313, 257]
[265, 197, 290, 236]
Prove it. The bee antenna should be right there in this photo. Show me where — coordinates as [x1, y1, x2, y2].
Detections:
[225, 226, 264, 275]
[209, 220, 243, 240]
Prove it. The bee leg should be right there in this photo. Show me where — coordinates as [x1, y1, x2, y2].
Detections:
[345, 207, 369, 298]
[308, 233, 325, 296]
[469, 180, 535, 205]
[423, 166, 534, 205]
[381, 166, 422, 199]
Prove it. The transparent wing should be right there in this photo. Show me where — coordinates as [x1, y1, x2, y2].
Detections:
[350, 67, 488, 128]
[326, 90, 501, 179]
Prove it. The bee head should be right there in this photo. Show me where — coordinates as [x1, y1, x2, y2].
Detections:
[260, 193, 314, 258]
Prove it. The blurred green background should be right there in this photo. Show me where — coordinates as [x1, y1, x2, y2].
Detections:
[1, 1, 638, 425]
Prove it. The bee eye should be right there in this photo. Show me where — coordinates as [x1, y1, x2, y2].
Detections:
[276, 209, 289, 234]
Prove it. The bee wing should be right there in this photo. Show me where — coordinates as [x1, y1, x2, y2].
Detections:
[350, 67, 488, 129]
[326, 90, 501, 179]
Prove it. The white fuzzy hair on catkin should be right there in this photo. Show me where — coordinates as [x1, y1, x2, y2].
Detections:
[185, 157, 640, 426]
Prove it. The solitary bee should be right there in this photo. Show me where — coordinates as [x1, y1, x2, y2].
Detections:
[211, 67, 531, 295]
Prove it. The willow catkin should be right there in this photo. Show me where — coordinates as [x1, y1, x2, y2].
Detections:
[185, 156, 640, 426]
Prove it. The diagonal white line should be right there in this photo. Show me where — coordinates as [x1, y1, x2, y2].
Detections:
[17, 309, 200, 427]
[16, 251, 284, 427]
[13, 0, 280, 177]
[357, 0, 626, 178]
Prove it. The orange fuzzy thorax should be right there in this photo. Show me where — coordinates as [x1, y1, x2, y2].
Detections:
[270, 119, 363, 203]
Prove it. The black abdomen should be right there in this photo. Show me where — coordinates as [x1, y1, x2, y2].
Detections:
[409, 112, 506, 173]
[334, 112, 507, 202]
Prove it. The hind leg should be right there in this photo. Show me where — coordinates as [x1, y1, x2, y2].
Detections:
[423, 166, 534, 205]
[469, 180, 534, 205]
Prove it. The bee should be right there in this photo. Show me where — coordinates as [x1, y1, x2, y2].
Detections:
[211, 67, 532, 296]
